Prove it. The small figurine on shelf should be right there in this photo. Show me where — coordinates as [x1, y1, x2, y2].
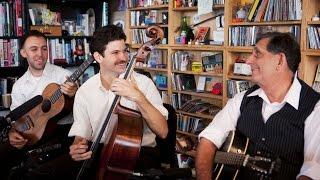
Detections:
[236, 7, 246, 21]
[175, 0, 182, 8]
[73, 40, 85, 64]
[312, 14, 320, 21]
[180, 58, 189, 71]
[153, 0, 159, 6]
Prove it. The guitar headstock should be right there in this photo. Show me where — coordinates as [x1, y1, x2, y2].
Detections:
[245, 155, 281, 177]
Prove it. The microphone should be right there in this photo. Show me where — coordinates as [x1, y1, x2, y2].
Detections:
[161, 168, 192, 178]
[4, 95, 43, 123]
[0, 116, 11, 136]
[132, 168, 192, 179]
[27, 143, 62, 155]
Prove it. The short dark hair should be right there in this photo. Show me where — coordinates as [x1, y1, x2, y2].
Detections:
[256, 32, 300, 73]
[20, 30, 47, 48]
[90, 25, 126, 56]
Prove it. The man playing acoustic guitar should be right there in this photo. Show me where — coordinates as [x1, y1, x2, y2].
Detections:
[0, 30, 78, 179]
[196, 32, 320, 180]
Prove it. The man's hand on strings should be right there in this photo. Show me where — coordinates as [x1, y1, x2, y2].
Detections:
[69, 136, 92, 161]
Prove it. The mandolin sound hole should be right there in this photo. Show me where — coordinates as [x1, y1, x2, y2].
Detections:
[41, 99, 51, 113]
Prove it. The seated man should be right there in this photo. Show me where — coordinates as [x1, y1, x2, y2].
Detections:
[195, 32, 320, 180]
[0, 30, 78, 179]
[68, 25, 168, 178]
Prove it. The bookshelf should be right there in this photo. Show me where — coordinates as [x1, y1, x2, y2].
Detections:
[126, 2, 170, 104]
[302, 0, 320, 93]
[0, 0, 111, 110]
[0, 0, 27, 110]
[225, 0, 306, 102]
[126, 0, 226, 169]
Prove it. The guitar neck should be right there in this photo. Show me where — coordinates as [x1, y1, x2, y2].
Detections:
[214, 151, 246, 167]
[50, 58, 94, 104]
[67, 57, 94, 83]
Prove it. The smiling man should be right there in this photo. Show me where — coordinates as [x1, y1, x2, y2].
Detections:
[0, 30, 78, 179]
[66, 25, 168, 179]
[195, 32, 320, 180]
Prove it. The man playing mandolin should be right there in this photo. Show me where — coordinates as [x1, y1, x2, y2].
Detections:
[196, 32, 320, 180]
[0, 30, 78, 179]
[68, 25, 168, 178]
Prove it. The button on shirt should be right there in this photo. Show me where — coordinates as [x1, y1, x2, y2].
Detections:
[10, 63, 72, 123]
[68, 72, 168, 147]
[199, 76, 320, 179]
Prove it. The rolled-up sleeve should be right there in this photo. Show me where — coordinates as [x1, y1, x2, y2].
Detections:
[297, 101, 320, 179]
[68, 90, 92, 139]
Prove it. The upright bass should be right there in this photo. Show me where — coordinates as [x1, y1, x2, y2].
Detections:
[76, 25, 164, 180]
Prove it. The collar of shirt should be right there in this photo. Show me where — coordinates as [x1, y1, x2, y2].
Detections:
[247, 74, 301, 110]
[25, 62, 50, 82]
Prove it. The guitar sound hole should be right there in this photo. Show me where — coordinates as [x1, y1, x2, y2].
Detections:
[41, 99, 51, 113]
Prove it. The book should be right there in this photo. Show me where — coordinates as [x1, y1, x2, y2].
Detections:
[179, 74, 196, 91]
[201, 52, 223, 73]
[247, 0, 262, 21]
[195, 27, 210, 42]
[155, 74, 167, 88]
[312, 64, 320, 93]
[196, 76, 206, 92]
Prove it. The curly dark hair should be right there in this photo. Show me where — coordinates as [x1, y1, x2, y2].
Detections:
[256, 32, 300, 73]
[20, 30, 46, 48]
[90, 25, 126, 56]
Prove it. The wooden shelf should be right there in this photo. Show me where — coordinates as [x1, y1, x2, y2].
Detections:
[128, 4, 169, 10]
[172, 6, 197, 11]
[226, 46, 253, 52]
[172, 4, 224, 11]
[172, 70, 223, 77]
[176, 110, 215, 119]
[170, 44, 224, 51]
[177, 130, 198, 138]
[305, 49, 320, 56]
[157, 87, 168, 91]
[134, 67, 168, 72]
[229, 20, 301, 26]
[227, 73, 252, 81]
[0, 36, 20, 39]
[130, 24, 168, 29]
[307, 21, 320, 25]
[173, 90, 223, 100]
[130, 44, 169, 49]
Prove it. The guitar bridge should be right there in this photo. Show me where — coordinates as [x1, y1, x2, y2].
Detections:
[14, 115, 34, 132]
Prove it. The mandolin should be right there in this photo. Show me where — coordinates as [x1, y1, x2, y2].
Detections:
[12, 57, 95, 146]
[213, 131, 281, 180]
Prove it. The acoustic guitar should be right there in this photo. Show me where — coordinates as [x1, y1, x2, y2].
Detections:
[12, 58, 94, 146]
[213, 131, 281, 180]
